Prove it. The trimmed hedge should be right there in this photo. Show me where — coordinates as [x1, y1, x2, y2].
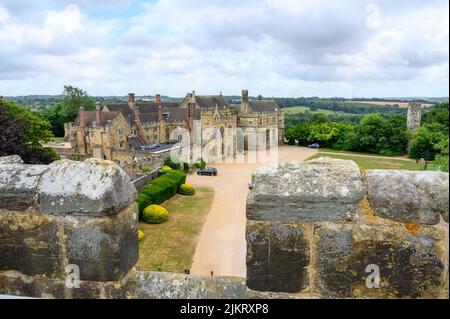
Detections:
[180, 184, 195, 196]
[138, 230, 145, 241]
[137, 170, 187, 214]
[142, 205, 169, 224]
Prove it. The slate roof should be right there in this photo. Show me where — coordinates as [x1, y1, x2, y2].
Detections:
[195, 95, 230, 108]
[104, 102, 187, 124]
[249, 100, 279, 113]
[75, 111, 120, 127]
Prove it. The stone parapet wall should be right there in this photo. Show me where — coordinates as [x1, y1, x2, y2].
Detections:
[0, 156, 244, 299]
[246, 158, 449, 299]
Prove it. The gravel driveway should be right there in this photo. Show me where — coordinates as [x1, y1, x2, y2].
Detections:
[188, 146, 318, 277]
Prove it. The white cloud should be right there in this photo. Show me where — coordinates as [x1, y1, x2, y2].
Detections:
[0, 0, 448, 97]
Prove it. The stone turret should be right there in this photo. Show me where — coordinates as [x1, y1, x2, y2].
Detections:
[241, 89, 250, 114]
[407, 103, 422, 132]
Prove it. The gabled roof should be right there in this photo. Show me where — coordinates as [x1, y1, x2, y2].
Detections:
[140, 102, 180, 112]
[196, 95, 230, 108]
[75, 111, 121, 127]
[105, 102, 180, 114]
[104, 104, 132, 116]
[104, 102, 185, 125]
[249, 100, 279, 113]
[162, 108, 188, 121]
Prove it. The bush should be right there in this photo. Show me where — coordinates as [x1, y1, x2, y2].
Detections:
[136, 193, 152, 214]
[195, 159, 207, 170]
[142, 205, 169, 224]
[161, 165, 172, 173]
[138, 230, 145, 241]
[179, 184, 195, 196]
[136, 170, 187, 214]
[164, 157, 181, 170]
[183, 162, 190, 173]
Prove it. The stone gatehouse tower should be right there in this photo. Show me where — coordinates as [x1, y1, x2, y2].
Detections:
[407, 103, 422, 132]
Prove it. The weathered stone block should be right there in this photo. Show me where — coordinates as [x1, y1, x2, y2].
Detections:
[0, 164, 48, 211]
[65, 204, 139, 282]
[247, 158, 366, 222]
[131, 272, 246, 299]
[315, 224, 447, 298]
[0, 270, 133, 299]
[246, 221, 310, 293]
[37, 158, 137, 216]
[0, 212, 64, 277]
[0, 155, 24, 165]
[366, 170, 449, 225]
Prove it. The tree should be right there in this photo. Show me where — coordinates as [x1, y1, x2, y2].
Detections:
[39, 85, 96, 137]
[285, 128, 297, 145]
[60, 85, 96, 122]
[409, 102, 449, 166]
[0, 99, 60, 164]
[40, 103, 65, 137]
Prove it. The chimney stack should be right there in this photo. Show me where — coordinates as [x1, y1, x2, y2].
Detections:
[95, 102, 101, 124]
[128, 93, 135, 103]
[241, 90, 250, 114]
[155, 94, 161, 104]
[158, 105, 163, 122]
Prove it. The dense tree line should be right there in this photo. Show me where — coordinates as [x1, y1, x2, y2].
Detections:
[408, 102, 448, 171]
[0, 99, 59, 164]
[285, 102, 449, 172]
[285, 113, 409, 156]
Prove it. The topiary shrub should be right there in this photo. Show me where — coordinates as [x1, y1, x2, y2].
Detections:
[179, 184, 195, 196]
[161, 165, 172, 173]
[136, 171, 188, 214]
[142, 205, 169, 224]
[138, 230, 145, 241]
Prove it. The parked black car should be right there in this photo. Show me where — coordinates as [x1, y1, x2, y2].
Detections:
[197, 167, 218, 176]
[308, 143, 320, 149]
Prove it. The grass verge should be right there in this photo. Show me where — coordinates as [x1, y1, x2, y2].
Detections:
[307, 152, 424, 170]
[137, 186, 214, 273]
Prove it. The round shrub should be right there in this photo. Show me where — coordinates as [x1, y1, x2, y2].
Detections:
[138, 230, 145, 241]
[142, 205, 169, 224]
[161, 166, 172, 173]
[179, 184, 195, 196]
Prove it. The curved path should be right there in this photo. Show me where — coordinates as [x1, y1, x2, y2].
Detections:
[188, 146, 317, 277]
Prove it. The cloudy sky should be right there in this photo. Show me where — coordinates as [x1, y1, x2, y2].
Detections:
[0, 0, 448, 97]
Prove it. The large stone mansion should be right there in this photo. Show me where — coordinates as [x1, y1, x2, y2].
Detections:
[64, 90, 285, 166]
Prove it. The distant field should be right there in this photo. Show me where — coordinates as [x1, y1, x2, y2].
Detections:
[284, 106, 345, 115]
[307, 151, 424, 171]
[354, 101, 434, 108]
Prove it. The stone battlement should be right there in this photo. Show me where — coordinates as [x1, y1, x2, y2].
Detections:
[0, 155, 448, 299]
[0, 156, 244, 299]
[246, 158, 449, 298]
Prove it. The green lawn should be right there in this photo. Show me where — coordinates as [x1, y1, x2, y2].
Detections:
[307, 152, 424, 170]
[319, 148, 404, 158]
[137, 186, 214, 273]
[50, 137, 65, 142]
[284, 106, 345, 115]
